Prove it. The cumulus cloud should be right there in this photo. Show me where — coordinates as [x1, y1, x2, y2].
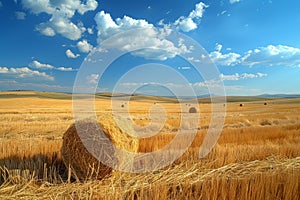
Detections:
[220, 72, 267, 81]
[77, 39, 93, 53]
[66, 49, 80, 58]
[34, 14, 84, 40]
[94, 11, 190, 60]
[174, 2, 208, 32]
[15, 11, 26, 20]
[241, 45, 300, 67]
[209, 44, 241, 66]
[0, 67, 9, 73]
[209, 44, 300, 67]
[36, 26, 56, 37]
[29, 60, 75, 71]
[209, 51, 241, 66]
[22, 0, 98, 40]
[229, 0, 241, 4]
[95, 11, 153, 42]
[29, 60, 54, 69]
[0, 66, 54, 80]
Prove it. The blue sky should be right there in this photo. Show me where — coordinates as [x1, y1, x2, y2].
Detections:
[0, 0, 300, 96]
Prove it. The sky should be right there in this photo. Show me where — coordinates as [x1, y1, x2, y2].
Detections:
[0, 0, 300, 96]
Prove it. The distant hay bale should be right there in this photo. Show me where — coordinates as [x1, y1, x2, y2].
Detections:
[121, 104, 125, 108]
[260, 119, 272, 126]
[264, 102, 268, 105]
[188, 107, 197, 113]
[239, 104, 244, 107]
[61, 116, 139, 181]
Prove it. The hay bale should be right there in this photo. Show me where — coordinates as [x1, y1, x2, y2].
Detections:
[61, 116, 139, 180]
[239, 104, 244, 107]
[188, 107, 197, 113]
[264, 102, 268, 105]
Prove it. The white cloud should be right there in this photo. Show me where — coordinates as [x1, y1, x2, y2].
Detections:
[29, 60, 75, 71]
[256, 72, 268, 77]
[77, 0, 98, 15]
[86, 74, 99, 84]
[22, 0, 54, 14]
[215, 43, 223, 52]
[209, 51, 241, 66]
[95, 11, 153, 42]
[0, 66, 54, 81]
[241, 72, 267, 79]
[36, 26, 55, 37]
[29, 60, 54, 69]
[229, 0, 241, 4]
[158, 19, 165, 26]
[0, 67, 9, 73]
[209, 44, 241, 66]
[22, 0, 98, 16]
[174, 17, 197, 32]
[66, 49, 80, 58]
[241, 45, 300, 67]
[0, 1, 3, 8]
[15, 11, 26, 20]
[220, 73, 267, 81]
[217, 10, 227, 16]
[56, 67, 75, 71]
[77, 39, 93, 53]
[209, 44, 300, 67]
[87, 27, 93, 34]
[189, 2, 208, 18]
[174, 2, 208, 32]
[22, 0, 98, 40]
[94, 11, 189, 60]
[219, 73, 239, 81]
[35, 15, 84, 40]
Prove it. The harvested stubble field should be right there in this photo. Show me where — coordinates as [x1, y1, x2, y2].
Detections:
[0, 91, 300, 199]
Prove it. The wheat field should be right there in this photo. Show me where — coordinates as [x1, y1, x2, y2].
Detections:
[0, 91, 299, 199]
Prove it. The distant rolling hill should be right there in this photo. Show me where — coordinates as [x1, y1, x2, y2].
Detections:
[0, 90, 72, 100]
[0, 90, 299, 103]
[257, 94, 300, 99]
[0, 91, 178, 103]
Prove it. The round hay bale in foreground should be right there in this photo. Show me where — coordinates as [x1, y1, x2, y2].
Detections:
[61, 116, 139, 180]
[189, 107, 197, 113]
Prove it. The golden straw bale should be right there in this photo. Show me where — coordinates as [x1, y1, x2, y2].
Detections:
[188, 107, 197, 113]
[61, 115, 139, 180]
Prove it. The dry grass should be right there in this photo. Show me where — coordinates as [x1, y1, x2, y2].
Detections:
[0, 96, 300, 199]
